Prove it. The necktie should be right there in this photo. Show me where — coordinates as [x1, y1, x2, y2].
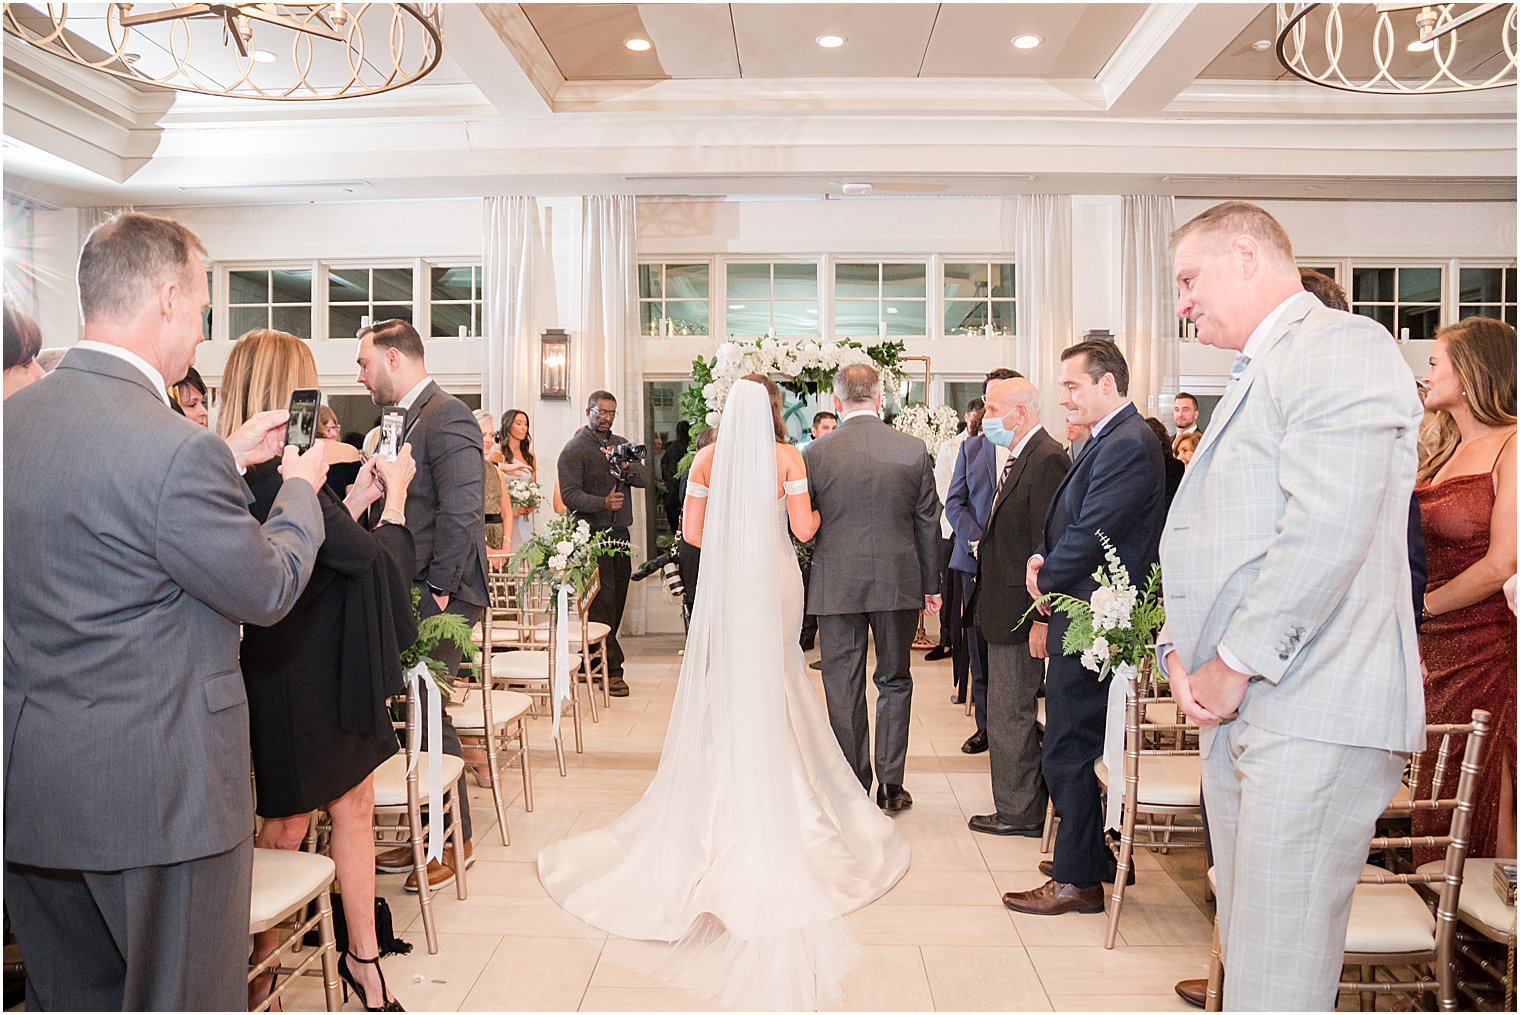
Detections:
[995, 453, 1017, 498]
[1225, 353, 1251, 394]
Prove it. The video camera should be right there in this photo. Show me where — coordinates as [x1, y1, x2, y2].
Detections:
[632, 538, 684, 598]
[607, 441, 647, 484]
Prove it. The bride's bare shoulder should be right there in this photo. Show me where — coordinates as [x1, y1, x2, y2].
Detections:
[690, 442, 718, 482]
[775, 442, 806, 478]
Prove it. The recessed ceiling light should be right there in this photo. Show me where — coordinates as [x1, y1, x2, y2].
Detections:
[1407, 37, 1435, 52]
[252, 49, 277, 64]
[1250, 39, 1273, 52]
[624, 37, 652, 52]
[1011, 34, 1042, 50]
[815, 34, 846, 48]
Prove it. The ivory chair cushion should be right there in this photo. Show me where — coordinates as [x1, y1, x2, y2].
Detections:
[249, 848, 336, 934]
[1416, 857, 1517, 943]
[1345, 865, 1438, 954]
[491, 650, 584, 679]
[1094, 756, 1202, 807]
[449, 689, 534, 731]
[371, 753, 466, 807]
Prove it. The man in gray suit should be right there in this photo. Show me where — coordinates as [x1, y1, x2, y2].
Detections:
[1160, 202, 1423, 1010]
[3, 212, 328, 1010]
[357, 318, 490, 889]
[806, 363, 942, 811]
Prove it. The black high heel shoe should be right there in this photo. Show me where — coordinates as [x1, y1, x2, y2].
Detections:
[338, 951, 405, 1012]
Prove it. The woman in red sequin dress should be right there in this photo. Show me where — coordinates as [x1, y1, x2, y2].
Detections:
[1413, 317, 1516, 863]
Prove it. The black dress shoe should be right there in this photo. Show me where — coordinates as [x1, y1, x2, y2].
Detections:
[950, 692, 966, 704]
[968, 814, 1043, 837]
[1038, 858, 1136, 886]
[924, 645, 952, 661]
[809, 659, 824, 671]
[961, 730, 988, 754]
[875, 784, 913, 812]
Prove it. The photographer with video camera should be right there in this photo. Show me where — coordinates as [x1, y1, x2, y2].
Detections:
[558, 390, 648, 697]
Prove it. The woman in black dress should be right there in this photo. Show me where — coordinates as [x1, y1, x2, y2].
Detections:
[217, 329, 417, 1011]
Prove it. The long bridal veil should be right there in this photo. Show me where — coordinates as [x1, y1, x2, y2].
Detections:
[537, 379, 869, 1010]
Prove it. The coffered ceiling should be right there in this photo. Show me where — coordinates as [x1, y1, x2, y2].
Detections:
[2, 3, 1514, 208]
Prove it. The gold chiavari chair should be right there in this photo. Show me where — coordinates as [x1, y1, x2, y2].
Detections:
[246, 848, 343, 1012]
[1100, 658, 1204, 949]
[485, 564, 582, 776]
[448, 609, 534, 845]
[1204, 709, 1491, 1012]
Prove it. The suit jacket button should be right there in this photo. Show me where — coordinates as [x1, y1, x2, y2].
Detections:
[1279, 652, 1289, 660]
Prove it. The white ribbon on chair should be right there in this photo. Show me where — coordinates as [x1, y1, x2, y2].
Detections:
[1101, 665, 1135, 832]
[403, 661, 446, 864]
[550, 585, 571, 741]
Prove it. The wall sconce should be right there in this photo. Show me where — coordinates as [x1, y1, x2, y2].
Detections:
[540, 329, 570, 400]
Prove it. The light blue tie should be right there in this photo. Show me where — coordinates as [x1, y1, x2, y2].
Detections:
[1225, 353, 1251, 394]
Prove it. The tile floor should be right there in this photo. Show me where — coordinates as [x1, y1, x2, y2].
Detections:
[281, 636, 1211, 1012]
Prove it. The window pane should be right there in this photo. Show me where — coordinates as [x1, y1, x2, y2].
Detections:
[881, 264, 926, 299]
[772, 263, 817, 298]
[1506, 305, 1517, 327]
[329, 268, 369, 302]
[229, 270, 268, 304]
[991, 263, 1016, 299]
[772, 302, 817, 336]
[725, 301, 771, 336]
[202, 304, 213, 342]
[430, 266, 473, 302]
[229, 305, 269, 337]
[372, 304, 412, 324]
[1300, 265, 1337, 281]
[946, 381, 984, 414]
[1398, 267, 1442, 304]
[641, 301, 662, 336]
[1459, 304, 1504, 322]
[726, 263, 771, 299]
[944, 262, 988, 300]
[834, 300, 880, 337]
[1352, 267, 1395, 303]
[329, 304, 367, 340]
[665, 263, 709, 299]
[1507, 268, 1516, 300]
[883, 300, 925, 336]
[834, 263, 878, 299]
[373, 268, 412, 302]
[638, 264, 662, 300]
[270, 305, 310, 339]
[944, 299, 986, 334]
[432, 302, 472, 338]
[991, 300, 1017, 335]
[1398, 305, 1440, 342]
[269, 269, 311, 304]
[665, 300, 709, 335]
[1353, 304, 1394, 332]
[1459, 267, 1504, 305]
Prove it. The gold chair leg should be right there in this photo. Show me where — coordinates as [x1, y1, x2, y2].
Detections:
[1205, 920, 1224, 1011]
[409, 806, 438, 954]
[554, 732, 567, 777]
[488, 731, 510, 847]
[581, 658, 600, 723]
[316, 889, 343, 1012]
[518, 718, 534, 811]
[1104, 830, 1135, 949]
[1040, 799, 1057, 854]
[449, 790, 468, 901]
[1357, 964, 1374, 1011]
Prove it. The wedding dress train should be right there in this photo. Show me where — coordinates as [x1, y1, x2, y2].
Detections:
[538, 380, 909, 1011]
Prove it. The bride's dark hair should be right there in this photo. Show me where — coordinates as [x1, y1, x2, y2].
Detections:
[740, 372, 789, 442]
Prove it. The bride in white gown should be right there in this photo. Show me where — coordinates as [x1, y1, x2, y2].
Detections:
[538, 375, 910, 1011]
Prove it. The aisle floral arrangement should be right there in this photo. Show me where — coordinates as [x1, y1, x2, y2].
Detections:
[509, 514, 630, 596]
[677, 335, 905, 468]
[505, 477, 545, 514]
[400, 587, 478, 701]
[891, 402, 963, 455]
[1022, 531, 1165, 683]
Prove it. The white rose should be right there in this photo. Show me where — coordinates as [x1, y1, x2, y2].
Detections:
[555, 540, 574, 556]
[1091, 635, 1110, 658]
[548, 554, 567, 570]
[1079, 647, 1102, 673]
[706, 411, 721, 427]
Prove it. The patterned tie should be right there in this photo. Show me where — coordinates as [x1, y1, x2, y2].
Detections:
[1225, 353, 1252, 394]
[995, 452, 1017, 499]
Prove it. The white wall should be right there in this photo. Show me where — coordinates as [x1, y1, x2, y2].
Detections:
[28, 204, 82, 347]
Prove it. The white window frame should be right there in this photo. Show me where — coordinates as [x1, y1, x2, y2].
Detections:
[717, 257, 825, 339]
[939, 256, 1018, 340]
[830, 257, 932, 341]
[426, 260, 485, 340]
[638, 260, 715, 338]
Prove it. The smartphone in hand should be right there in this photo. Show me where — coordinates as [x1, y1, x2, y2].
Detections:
[285, 389, 323, 452]
[377, 406, 405, 461]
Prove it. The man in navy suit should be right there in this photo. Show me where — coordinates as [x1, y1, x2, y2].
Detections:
[1003, 340, 1166, 917]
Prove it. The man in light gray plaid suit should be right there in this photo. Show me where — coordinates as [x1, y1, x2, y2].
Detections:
[1158, 202, 1424, 1011]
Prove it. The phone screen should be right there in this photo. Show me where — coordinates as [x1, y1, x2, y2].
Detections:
[378, 408, 405, 462]
[285, 389, 322, 452]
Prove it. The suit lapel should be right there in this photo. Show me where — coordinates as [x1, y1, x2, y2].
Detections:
[402, 380, 441, 443]
[987, 436, 1037, 527]
[56, 348, 173, 408]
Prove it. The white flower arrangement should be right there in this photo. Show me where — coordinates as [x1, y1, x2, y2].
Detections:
[510, 514, 628, 596]
[891, 403, 963, 455]
[505, 478, 544, 512]
[701, 337, 891, 420]
[1022, 531, 1164, 683]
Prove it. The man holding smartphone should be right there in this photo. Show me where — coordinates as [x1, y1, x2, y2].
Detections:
[356, 318, 490, 892]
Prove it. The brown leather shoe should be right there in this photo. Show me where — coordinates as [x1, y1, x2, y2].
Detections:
[1174, 978, 1207, 1009]
[403, 841, 474, 892]
[375, 845, 416, 874]
[1001, 878, 1104, 916]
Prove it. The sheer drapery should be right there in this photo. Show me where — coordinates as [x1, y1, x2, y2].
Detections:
[482, 195, 540, 419]
[1119, 195, 1178, 417]
[3, 196, 37, 310]
[1014, 195, 1075, 422]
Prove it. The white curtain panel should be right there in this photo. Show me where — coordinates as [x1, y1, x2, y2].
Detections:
[1014, 195, 1075, 425]
[482, 195, 540, 419]
[1119, 195, 1179, 417]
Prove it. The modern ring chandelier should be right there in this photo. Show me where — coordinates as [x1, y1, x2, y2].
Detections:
[2, 3, 443, 101]
[1276, 3, 1518, 93]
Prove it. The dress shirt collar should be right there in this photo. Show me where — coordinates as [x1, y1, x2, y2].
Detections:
[1241, 293, 1301, 363]
[1087, 402, 1129, 442]
[74, 340, 172, 407]
[397, 376, 433, 410]
[1176, 423, 1198, 436]
[1011, 423, 1045, 459]
[841, 407, 879, 423]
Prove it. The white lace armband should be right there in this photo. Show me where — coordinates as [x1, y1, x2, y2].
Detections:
[782, 478, 809, 496]
[687, 481, 709, 498]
